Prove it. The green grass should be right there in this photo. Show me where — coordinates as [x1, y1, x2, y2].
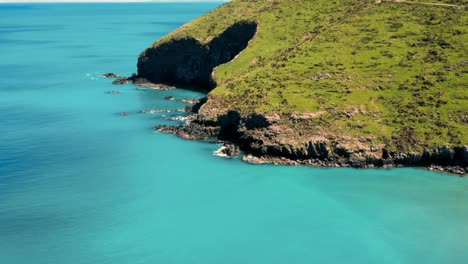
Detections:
[145, 0, 467, 152]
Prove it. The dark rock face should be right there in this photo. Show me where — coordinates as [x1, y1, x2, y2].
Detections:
[207, 21, 258, 82]
[427, 146, 454, 166]
[334, 145, 351, 159]
[137, 21, 257, 91]
[191, 97, 208, 113]
[454, 146, 468, 166]
[138, 38, 209, 88]
[243, 113, 271, 130]
[218, 111, 242, 140]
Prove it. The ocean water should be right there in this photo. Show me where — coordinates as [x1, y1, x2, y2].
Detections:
[0, 3, 467, 264]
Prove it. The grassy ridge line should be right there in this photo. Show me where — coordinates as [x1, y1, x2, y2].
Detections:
[380, 0, 466, 8]
[142, 0, 467, 152]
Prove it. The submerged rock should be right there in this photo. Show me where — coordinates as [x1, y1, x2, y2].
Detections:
[428, 165, 466, 176]
[106, 90, 121, 94]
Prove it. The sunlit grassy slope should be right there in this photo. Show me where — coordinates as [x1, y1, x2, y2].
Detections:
[147, 0, 467, 151]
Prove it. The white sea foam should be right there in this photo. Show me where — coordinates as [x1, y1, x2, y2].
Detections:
[213, 145, 228, 158]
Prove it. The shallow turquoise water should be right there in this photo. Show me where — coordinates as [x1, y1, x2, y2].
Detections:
[0, 3, 467, 264]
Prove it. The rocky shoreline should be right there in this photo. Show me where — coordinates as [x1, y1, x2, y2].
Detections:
[155, 109, 467, 176]
[103, 71, 467, 176]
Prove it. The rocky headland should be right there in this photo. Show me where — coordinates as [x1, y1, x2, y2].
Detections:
[122, 0, 467, 175]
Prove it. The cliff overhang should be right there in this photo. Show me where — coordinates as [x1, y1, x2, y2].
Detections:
[137, 21, 257, 91]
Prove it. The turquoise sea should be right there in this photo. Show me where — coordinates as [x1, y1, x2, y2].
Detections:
[0, 3, 467, 264]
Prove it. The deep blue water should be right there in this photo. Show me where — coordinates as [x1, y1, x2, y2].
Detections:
[0, 3, 467, 264]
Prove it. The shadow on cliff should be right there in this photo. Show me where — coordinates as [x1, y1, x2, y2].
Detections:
[137, 21, 257, 91]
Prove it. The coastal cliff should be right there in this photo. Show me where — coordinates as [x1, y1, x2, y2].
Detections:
[136, 0, 468, 174]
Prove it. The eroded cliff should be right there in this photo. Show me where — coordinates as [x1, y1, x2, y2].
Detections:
[137, 21, 257, 90]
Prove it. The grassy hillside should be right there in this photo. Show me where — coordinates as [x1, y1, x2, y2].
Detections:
[144, 0, 467, 152]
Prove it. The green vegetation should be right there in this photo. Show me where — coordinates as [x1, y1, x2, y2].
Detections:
[147, 0, 467, 152]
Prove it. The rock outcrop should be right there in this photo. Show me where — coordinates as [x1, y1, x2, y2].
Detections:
[214, 143, 241, 158]
[102, 73, 121, 78]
